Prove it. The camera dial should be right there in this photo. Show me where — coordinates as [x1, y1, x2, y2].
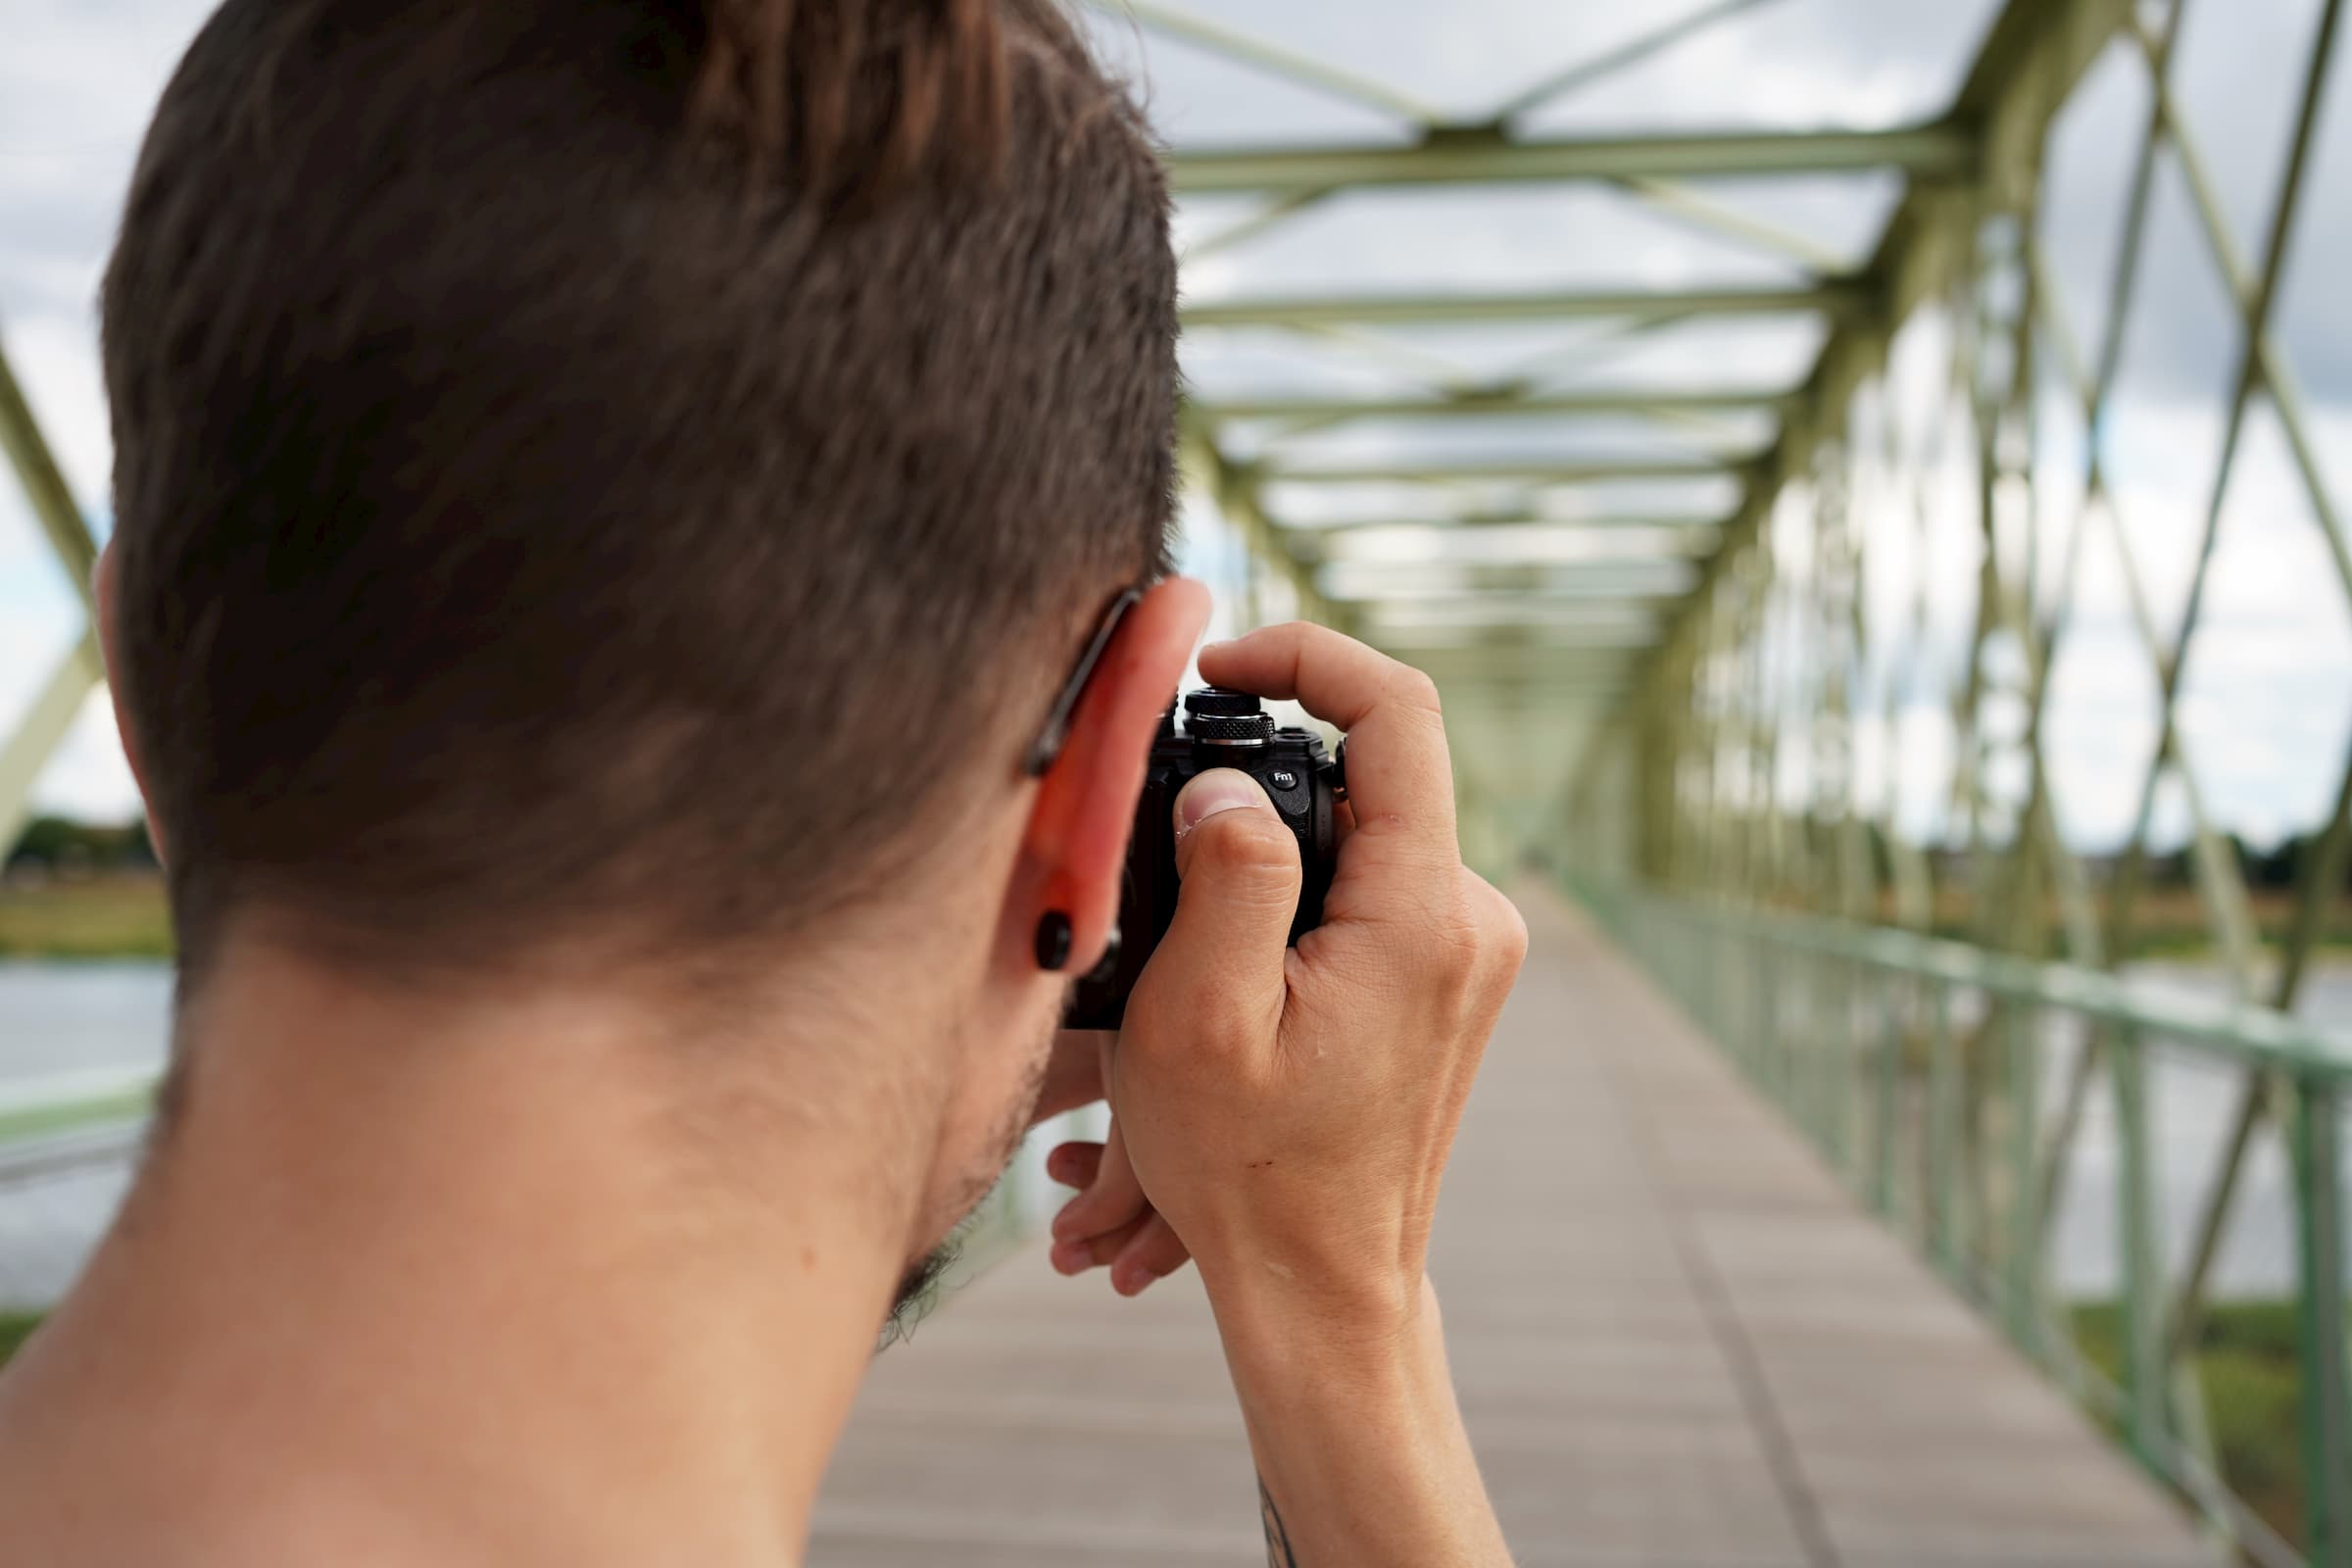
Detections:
[1183, 686, 1275, 749]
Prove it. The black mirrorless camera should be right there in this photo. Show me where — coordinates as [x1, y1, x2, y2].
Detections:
[1065, 688, 1346, 1029]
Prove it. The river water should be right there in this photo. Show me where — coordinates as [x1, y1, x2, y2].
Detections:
[0, 957, 2344, 1308]
[2036, 962, 2352, 1300]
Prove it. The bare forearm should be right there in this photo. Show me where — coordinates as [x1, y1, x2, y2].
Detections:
[1212, 1274, 1511, 1568]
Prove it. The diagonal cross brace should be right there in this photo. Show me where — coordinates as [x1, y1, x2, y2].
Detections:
[0, 332, 106, 855]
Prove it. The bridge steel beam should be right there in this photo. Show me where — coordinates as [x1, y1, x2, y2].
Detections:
[1297, 514, 1729, 540]
[1166, 124, 1977, 195]
[0, 344, 96, 613]
[1181, 282, 1860, 330]
[1194, 388, 1790, 423]
[0, 335, 104, 856]
[0, 631, 103, 861]
[1260, 456, 1748, 487]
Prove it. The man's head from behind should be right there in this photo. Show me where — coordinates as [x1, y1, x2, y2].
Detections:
[97, 0, 1204, 1294]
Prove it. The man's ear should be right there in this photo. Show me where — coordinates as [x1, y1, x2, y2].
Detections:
[1019, 576, 1211, 975]
[94, 542, 166, 867]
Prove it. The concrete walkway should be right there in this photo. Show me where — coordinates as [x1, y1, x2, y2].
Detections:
[810, 888, 2218, 1567]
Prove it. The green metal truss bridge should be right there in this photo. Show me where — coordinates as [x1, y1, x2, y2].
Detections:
[6, 0, 2352, 1561]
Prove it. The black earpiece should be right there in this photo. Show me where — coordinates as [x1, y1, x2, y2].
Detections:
[1034, 909, 1073, 972]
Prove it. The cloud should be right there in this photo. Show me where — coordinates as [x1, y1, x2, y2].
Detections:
[1087, 0, 2006, 139]
[28, 690, 139, 821]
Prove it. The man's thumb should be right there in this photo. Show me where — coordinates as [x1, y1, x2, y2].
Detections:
[1151, 769, 1301, 1007]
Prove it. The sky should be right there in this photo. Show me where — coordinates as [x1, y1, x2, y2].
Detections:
[3, 0, 2350, 857]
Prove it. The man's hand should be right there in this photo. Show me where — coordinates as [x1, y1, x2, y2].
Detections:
[1038, 1035, 1196, 1293]
[1102, 623, 1522, 1319]
[1056, 621, 1524, 1566]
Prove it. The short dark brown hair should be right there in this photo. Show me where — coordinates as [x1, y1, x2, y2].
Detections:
[102, 0, 1177, 977]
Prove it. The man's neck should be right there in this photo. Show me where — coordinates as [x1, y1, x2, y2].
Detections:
[0, 945, 929, 1566]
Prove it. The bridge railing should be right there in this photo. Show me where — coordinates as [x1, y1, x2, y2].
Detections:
[1584, 880, 2350, 1568]
[0, 1073, 154, 1337]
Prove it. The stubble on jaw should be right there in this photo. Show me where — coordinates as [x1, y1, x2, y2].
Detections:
[879, 1007, 1060, 1344]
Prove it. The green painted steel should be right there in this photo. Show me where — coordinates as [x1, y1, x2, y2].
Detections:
[0, 629, 103, 861]
[1194, 387, 1788, 423]
[0, 343, 96, 612]
[0, 1081, 156, 1147]
[1259, 455, 1745, 486]
[2289, 1080, 2352, 1564]
[1600, 897, 2352, 1077]
[2115, 1021, 2169, 1469]
[1181, 282, 1859, 329]
[1164, 124, 1977, 193]
[1587, 883, 2343, 1567]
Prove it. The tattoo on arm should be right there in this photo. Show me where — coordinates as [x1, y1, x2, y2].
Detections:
[1258, 1475, 1298, 1568]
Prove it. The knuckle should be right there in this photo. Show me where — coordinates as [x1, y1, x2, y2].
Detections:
[1481, 882, 1531, 974]
[1417, 873, 1527, 1007]
[1387, 663, 1443, 716]
[1496, 904, 1532, 974]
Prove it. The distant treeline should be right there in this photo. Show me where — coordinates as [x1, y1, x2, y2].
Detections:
[1924, 830, 2336, 893]
[2227, 832, 2331, 892]
[5, 815, 158, 876]
[1717, 814, 2343, 897]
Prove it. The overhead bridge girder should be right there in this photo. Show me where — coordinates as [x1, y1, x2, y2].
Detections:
[1194, 388, 1790, 422]
[1181, 283, 1861, 330]
[1166, 124, 1978, 195]
[1260, 456, 1750, 486]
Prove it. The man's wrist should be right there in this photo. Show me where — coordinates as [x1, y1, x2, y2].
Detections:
[1209, 1269, 1484, 1560]
[1203, 1260, 1442, 1392]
